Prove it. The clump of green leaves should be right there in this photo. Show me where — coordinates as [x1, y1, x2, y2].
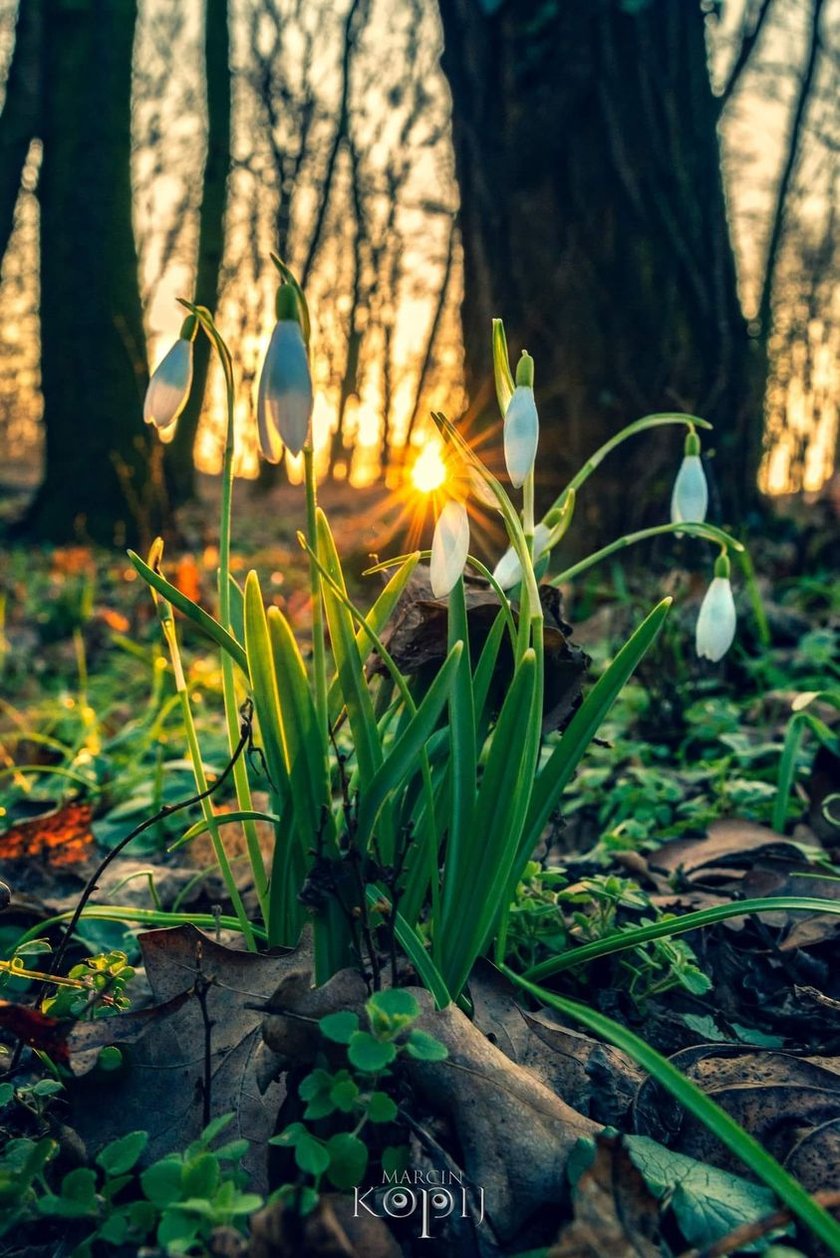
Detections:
[41, 949, 135, 1019]
[510, 865, 711, 1002]
[0, 1115, 260, 1257]
[138, 1113, 261, 1255]
[270, 988, 446, 1202]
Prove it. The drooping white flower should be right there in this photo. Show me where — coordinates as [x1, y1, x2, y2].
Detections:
[430, 499, 470, 598]
[144, 335, 194, 436]
[504, 384, 539, 489]
[257, 318, 313, 460]
[671, 430, 708, 524]
[696, 554, 736, 662]
[493, 522, 551, 590]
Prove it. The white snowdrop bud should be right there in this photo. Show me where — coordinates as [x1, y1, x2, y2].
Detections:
[430, 498, 470, 598]
[671, 429, 708, 524]
[493, 521, 551, 591]
[144, 317, 196, 436]
[257, 286, 313, 461]
[696, 552, 737, 662]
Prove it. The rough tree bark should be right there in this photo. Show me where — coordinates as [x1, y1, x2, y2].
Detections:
[437, 0, 766, 544]
[0, 0, 43, 268]
[24, 0, 162, 546]
[164, 0, 231, 506]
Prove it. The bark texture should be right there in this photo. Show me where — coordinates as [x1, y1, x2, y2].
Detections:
[24, 0, 160, 545]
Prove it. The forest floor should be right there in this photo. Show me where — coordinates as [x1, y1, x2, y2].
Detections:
[1, 478, 839, 1257]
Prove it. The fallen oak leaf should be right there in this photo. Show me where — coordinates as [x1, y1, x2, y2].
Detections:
[68, 924, 313, 1191]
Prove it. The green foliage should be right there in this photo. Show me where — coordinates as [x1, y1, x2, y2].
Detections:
[269, 989, 446, 1201]
[41, 950, 134, 1019]
[509, 865, 711, 1001]
[0, 1113, 260, 1256]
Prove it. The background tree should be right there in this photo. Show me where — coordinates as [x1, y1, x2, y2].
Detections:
[436, 0, 835, 545]
[0, 0, 39, 268]
[437, 0, 765, 543]
[23, 0, 161, 545]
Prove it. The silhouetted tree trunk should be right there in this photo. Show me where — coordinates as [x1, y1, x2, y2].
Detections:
[0, 0, 43, 267]
[438, 0, 766, 544]
[24, 0, 161, 546]
[164, 0, 231, 505]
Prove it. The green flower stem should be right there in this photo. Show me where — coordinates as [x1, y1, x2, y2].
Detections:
[737, 543, 771, 647]
[547, 413, 713, 517]
[523, 467, 535, 550]
[523, 896, 840, 983]
[432, 413, 542, 662]
[501, 965, 840, 1255]
[304, 446, 329, 737]
[549, 522, 745, 587]
[158, 607, 256, 951]
[10, 908, 267, 954]
[183, 301, 269, 925]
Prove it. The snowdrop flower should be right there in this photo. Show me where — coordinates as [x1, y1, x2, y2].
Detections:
[493, 522, 551, 590]
[504, 352, 539, 489]
[430, 498, 470, 598]
[144, 316, 196, 436]
[696, 551, 737, 662]
[671, 429, 708, 525]
[257, 285, 313, 461]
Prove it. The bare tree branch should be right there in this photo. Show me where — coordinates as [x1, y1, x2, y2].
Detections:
[758, 0, 826, 333]
[717, 0, 774, 113]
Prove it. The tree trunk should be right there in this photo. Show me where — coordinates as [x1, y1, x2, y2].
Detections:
[23, 0, 163, 547]
[164, 0, 231, 506]
[437, 0, 766, 546]
[0, 0, 43, 267]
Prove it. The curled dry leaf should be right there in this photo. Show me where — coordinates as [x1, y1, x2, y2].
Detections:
[404, 992, 599, 1246]
[634, 1044, 840, 1194]
[468, 962, 642, 1126]
[649, 819, 808, 886]
[547, 1133, 662, 1258]
[374, 568, 589, 732]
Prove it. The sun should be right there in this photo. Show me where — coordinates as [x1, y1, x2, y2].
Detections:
[410, 442, 447, 494]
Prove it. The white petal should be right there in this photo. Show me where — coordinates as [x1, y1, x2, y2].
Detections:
[257, 320, 313, 457]
[493, 522, 551, 590]
[503, 386, 539, 488]
[670, 455, 708, 524]
[695, 576, 736, 662]
[257, 349, 284, 463]
[144, 340, 193, 432]
[430, 499, 470, 598]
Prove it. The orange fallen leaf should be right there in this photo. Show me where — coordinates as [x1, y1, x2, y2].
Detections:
[0, 801, 94, 867]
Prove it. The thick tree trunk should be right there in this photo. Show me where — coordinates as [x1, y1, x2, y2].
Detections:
[438, 0, 766, 546]
[164, 0, 231, 506]
[0, 0, 43, 267]
[23, 0, 163, 546]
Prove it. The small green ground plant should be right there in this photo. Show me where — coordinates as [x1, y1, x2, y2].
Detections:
[270, 989, 446, 1206]
[0, 1112, 260, 1256]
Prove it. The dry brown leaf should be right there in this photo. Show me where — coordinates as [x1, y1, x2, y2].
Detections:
[547, 1133, 661, 1257]
[635, 1044, 840, 1193]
